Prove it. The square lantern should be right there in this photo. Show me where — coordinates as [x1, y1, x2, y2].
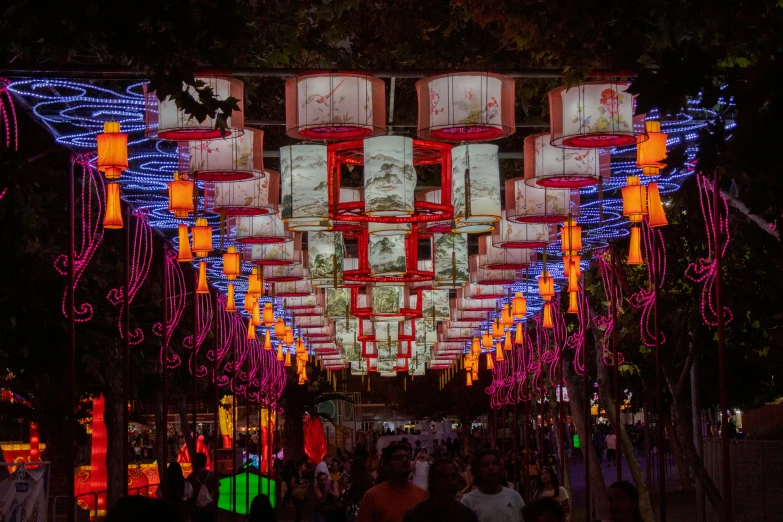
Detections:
[144, 76, 244, 140]
[280, 145, 331, 229]
[524, 133, 610, 189]
[285, 73, 386, 140]
[363, 136, 417, 217]
[548, 82, 641, 148]
[451, 144, 502, 233]
[204, 171, 279, 216]
[433, 233, 469, 289]
[417, 72, 515, 141]
[182, 127, 264, 182]
[505, 178, 580, 223]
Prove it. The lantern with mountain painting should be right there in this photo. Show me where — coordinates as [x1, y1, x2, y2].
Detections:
[451, 144, 501, 233]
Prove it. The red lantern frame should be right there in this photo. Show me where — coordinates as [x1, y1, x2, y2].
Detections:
[342, 227, 434, 284]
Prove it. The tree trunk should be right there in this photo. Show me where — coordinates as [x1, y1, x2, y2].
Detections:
[177, 395, 196, 462]
[104, 346, 125, 508]
[595, 354, 655, 522]
[548, 386, 571, 492]
[563, 362, 610, 520]
[663, 412, 690, 490]
[155, 387, 168, 496]
[460, 417, 472, 455]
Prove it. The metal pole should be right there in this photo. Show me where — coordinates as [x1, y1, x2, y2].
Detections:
[213, 291, 220, 473]
[653, 228, 666, 521]
[161, 242, 169, 497]
[245, 357, 250, 514]
[513, 400, 519, 491]
[232, 345, 237, 522]
[192, 271, 198, 442]
[583, 282, 591, 522]
[612, 246, 622, 481]
[258, 401, 263, 497]
[559, 357, 565, 483]
[713, 169, 731, 522]
[66, 155, 76, 522]
[123, 203, 131, 496]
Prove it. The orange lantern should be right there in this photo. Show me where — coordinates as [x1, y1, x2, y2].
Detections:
[464, 356, 474, 372]
[225, 284, 237, 312]
[177, 224, 193, 263]
[252, 300, 262, 326]
[103, 183, 124, 230]
[647, 182, 668, 228]
[486, 353, 494, 370]
[542, 303, 554, 329]
[276, 343, 284, 361]
[466, 372, 473, 386]
[481, 331, 493, 350]
[167, 172, 194, 218]
[262, 302, 275, 326]
[196, 261, 210, 294]
[567, 291, 579, 314]
[538, 272, 555, 302]
[244, 293, 256, 313]
[274, 317, 286, 338]
[192, 218, 213, 257]
[247, 318, 257, 340]
[284, 351, 292, 367]
[563, 255, 582, 277]
[560, 219, 582, 254]
[471, 337, 481, 357]
[622, 176, 648, 223]
[500, 304, 514, 327]
[628, 226, 644, 265]
[567, 262, 579, 293]
[503, 330, 512, 351]
[264, 330, 273, 350]
[285, 327, 294, 345]
[247, 267, 263, 298]
[96, 122, 128, 180]
[495, 341, 504, 361]
[512, 292, 527, 318]
[492, 318, 505, 339]
[636, 120, 668, 176]
[514, 324, 524, 345]
[222, 246, 241, 280]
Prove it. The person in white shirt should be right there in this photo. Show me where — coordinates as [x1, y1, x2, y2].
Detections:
[315, 454, 332, 477]
[605, 430, 618, 465]
[410, 450, 430, 489]
[461, 449, 525, 522]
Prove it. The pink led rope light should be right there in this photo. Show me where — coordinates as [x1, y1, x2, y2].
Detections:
[546, 302, 567, 386]
[0, 78, 19, 150]
[628, 221, 667, 347]
[183, 291, 213, 378]
[106, 210, 153, 345]
[685, 173, 733, 326]
[54, 157, 104, 322]
[593, 249, 625, 366]
[209, 296, 235, 386]
[530, 316, 546, 397]
[565, 281, 588, 375]
[153, 249, 187, 368]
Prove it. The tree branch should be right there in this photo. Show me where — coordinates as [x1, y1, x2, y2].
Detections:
[722, 190, 780, 241]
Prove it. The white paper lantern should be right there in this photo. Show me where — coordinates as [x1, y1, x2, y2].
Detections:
[280, 145, 331, 229]
[204, 172, 279, 216]
[420, 289, 450, 321]
[451, 144, 501, 233]
[524, 132, 610, 189]
[433, 233, 469, 289]
[325, 288, 352, 319]
[491, 210, 550, 249]
[231, 213, 291, 244]
[504, 178, 579, 224]
[308, 231, 344, 287]
[549, 82, 640, 148]
[263, 263, 307, 282]
[464, 283, 507, 300]
[364, 136, 416, 217]
[368, 235, 407, 277]
[246, 234, 302, 266]
[368, 222, 412, 236]
[285, 73, 386, 140]
[479, 235, 533, 270]
[183, 127, 263, 181]
[469, 254, 516, 286]
[144, 76, 244, 140]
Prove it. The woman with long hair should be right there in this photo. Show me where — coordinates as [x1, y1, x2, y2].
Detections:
[532, 467, 571, 521]
[607, 480, 643, 522]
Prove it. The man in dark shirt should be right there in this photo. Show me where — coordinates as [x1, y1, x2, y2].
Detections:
[403, 458, 478, 522]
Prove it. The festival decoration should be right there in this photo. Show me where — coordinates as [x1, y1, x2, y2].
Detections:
[524, 133, 609, 188]
[636, 120, 668, 176]
[433, 232, 469, 288]
[622, 176, 647, 223]
[232, 213, 291, 244]
[416, 72, 515, 141]
[191, 218, 214, 257]
[204, 173, 280, 216]
[177, 224, 193, 262]
[628, 224, 667, 346]
[197, 261, 210, 294]
[491, 210, 550, 249]
[627, 226, 643, 265]
[225, 284, 237, 313]
[280, 145, 330, 229]
[222, 246, 241, 280]
[96, 122, 128, 180]
[505, 178, 578, 223]
[364, 136, 416, 216]
[548, 82, 640, 148]
[144, 76, 245, 140]
[647, 182, 668, 227]
[184, 127, 264, 181]
[451, 144, 502, 233]
[103, 183, 124, 229]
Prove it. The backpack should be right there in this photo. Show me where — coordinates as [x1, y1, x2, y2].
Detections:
[194, 472, 214, 509]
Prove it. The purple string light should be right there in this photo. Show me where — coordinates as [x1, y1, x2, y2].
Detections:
[593, 249, 625, 366]
[0, 78, 18, 150]
[566, 281, 589, 375]
[54, 157, 104, 322]
[183, 291, 213, 377]
[628, 221, 667, 346]
[153, 249, 186, 369]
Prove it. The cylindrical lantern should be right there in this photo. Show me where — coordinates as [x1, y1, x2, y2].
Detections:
[512, 292, 527, 318]
[433, 233, 469, 289]
[309, 231, 344, 287]
[226, 284, 237, 313]
[280, 145, 331, 229]
[538, 271, 555, 302]
[495, 341, 504, 361]
[505, 178, 578, 223]
[191, 218, 213, 257]
[204, 172, 280, 216]
[504, 330, 512, 351]
[222, 246, 241, 280]
[416, 72, 515, 141]
[628, 226, 644, 265]
[500, 304, 514, 326]
[515, 324, 524, 344]
[479, 235, 533, 270]
[247, 318, 257, 340]
[524, 133, 610, 188]
[168, 172, 195, 218]
[177, 224, 193, 262]
[622, 176, 648, 223]
[637, 120, 668, 176]
[567, 263, 579, 293]
[285, 73, 386, 140]
[264, 330, 273, 351]
[144, 76, 245, 140]
[247, 267, 263, 298]
[567, 291, 579, 314]
[232, 213, 291, 244]
[542, 303, 554, 328]
[451, 144, 501, 233]
[103, 183, 124, 230]
[368, 222, 412, 236]
[97, 122, 128, 180]
[491, 210, 550, 249]
[486, 353, 494, 370]
[184, 127, 264, 181]
[197, 261, 210, 294]
[548, 82, 640, 148]
[647, 182, 668, 228]
[364, 136, 416, 217]
[368, 234, 407, 277]
[560, 219, 582, 254]
[492, 318, 504, 339]
[263, 302, 275, 326]
[252, 299, 262, 326]
[246, 234, 302, 266]
[285, 326, 294, 345]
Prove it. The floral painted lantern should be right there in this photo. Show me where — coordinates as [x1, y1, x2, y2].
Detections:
[479, 235, 533, 270]
[491, 210, 550, 249]
[183, 127, 263, 182]
[144, 76, 244, 140]
[451, 144, 502, 233]
[285, 73, 386, 140]
[204, 171, 280, 216]
[416, 72, 515, 141]
[469, 255, 516, 286]
[505, 178, 579, 224]
[433, 232, 469, 289]
[364, 136, 416, 217]
[524, 133, 610, 188]
[231, 213, 291, 244]
[280, 145, 331, 230]
[245, 234, 302, 266]
[548, 82, 641, 148]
